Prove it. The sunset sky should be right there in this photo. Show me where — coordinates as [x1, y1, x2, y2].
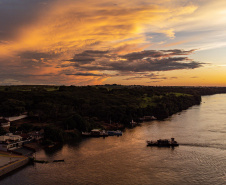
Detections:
[0, 0, 226, 86]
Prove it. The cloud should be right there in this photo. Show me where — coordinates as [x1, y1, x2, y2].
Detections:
[123, 73, 167, 80]
[18, 51, 59, 60]
[0, 0, 53, 41]
[66, 49, 204, 74]
[0, 0, 199, 57]
[0, 0, 220, 85]
[67, 50, 110, 64]
[170, 76, 178, 79]
[0, 79, 24, 85]
[146, 80, 163, 83]
[65, 72, 108, 77]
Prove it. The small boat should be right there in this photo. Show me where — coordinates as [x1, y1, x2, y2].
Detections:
[147, 138, 179, 147]
[53, 159, 65, 162]
[107, 130, 123, 136]
[82, 129, 108, 137]
[114, 130, 123, 136]
[81, 132, 92, 136]
[107, 131, 115, 136]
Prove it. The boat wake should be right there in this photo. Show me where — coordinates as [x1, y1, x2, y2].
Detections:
[180, 142, 226, 150]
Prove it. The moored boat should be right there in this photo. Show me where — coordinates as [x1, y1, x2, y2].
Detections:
[107, 130, 123, 136]
[114, 130, 123, 136]
[82, 129, 108, 137]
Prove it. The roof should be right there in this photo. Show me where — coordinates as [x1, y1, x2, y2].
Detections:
[91, 129, 101, 132]
[0, 119, 9, 123]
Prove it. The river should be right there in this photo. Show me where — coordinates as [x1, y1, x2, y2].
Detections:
[1, 94, 226, 185]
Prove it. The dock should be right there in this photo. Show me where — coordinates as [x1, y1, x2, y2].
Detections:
[0, 151, 30, 178]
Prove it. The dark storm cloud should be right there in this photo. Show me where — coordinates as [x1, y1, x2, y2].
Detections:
[16, 51, 59, 69]
[0, 50, 57, 84]
[123, 76, 147, 80]
[0, 0, 52, 40]
[68, 57, 96, 63]
[121, 50, 164, 60]
[66, 49, 204, 74]
[0, 72, 56, 78]
[108, 57, 199, 72]
[81, 50, 110, 56]
[150, 76, 167, 80]
[160, 49, 197, 55]
[19, 51, 59, 60]
[123, 73, 167, 81]
[65, 72, 107, 77]
[73, 50, 110, 58]
[146, 80, 162, 83]
[68, 50, 110, 63]
[121, 49, 196, 61]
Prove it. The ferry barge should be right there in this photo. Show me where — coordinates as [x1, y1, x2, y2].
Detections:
[147, 138, 179, 147]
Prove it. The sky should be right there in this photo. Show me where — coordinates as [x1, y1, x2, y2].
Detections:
[0, 0, 226, 86]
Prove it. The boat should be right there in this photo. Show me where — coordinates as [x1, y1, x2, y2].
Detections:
[130, 119, 138, 127]
[53, 159, 65, 162]
[81, 132, 92, 136]
[114, 130, 123, 136]
[107, 130, 123, 136]
[82, 129, 108, 137]
[139, 116, 157, 121]
[147, 138, 179, 147]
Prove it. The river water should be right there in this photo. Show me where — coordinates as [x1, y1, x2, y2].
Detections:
[1, 94, 226, 185]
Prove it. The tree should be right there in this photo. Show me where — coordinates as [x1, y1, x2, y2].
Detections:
[63, 113, 88, 131]
[0, 99, 25, 117]
[17, 123, 33, 133]
[44, 126, 64, 142]
[9, 126, 17, 133]
[0, 127, 6, 135]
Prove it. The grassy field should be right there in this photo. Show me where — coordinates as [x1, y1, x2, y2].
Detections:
[139, 92, 191, 108]
[140, 95, 157, 108]
[0, 85, 59, 92]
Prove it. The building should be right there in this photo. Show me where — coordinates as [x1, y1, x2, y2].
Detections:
[0, 133, 23, 152]
[0, 118, 10, 128]
[28, 130, 44, 142]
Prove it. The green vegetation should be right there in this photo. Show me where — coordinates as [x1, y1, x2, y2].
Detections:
[0, 127, 7, 135]
[1, 85, 226, 142]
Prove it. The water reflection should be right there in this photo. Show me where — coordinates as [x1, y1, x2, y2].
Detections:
[1, 94, 226, 185]
[43, 144, 63, 157]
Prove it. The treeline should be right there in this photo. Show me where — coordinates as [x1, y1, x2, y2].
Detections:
[0, 85, 225, 142]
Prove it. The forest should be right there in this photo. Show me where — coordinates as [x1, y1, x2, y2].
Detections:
[1, 85, 226, 142]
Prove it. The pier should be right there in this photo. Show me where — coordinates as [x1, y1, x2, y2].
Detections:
[0, 151, 29, 178]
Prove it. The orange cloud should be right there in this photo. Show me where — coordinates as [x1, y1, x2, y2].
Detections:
[1, 0, 214, 85]
[0, 1, 198, 56]
[163, 40, 189, 47]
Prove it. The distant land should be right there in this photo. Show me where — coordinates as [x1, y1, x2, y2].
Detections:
[1, 85, 226, 143]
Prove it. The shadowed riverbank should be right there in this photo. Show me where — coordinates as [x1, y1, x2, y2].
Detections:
[1, 94, 225, 185]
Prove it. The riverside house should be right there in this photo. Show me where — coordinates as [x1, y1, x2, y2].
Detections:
[0, 133, 23, 152]
[0, 118, 10, 128]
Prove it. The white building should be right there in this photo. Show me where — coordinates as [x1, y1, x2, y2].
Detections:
[0, 118, 10, 127]
[0, 133, 23, 152]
